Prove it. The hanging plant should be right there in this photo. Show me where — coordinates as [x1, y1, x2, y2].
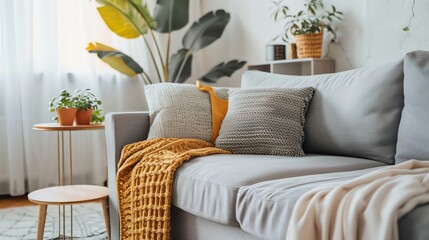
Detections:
[403, 0, 416, 31]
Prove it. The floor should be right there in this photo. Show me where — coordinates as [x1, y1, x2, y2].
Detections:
[0, 194, 36, 209]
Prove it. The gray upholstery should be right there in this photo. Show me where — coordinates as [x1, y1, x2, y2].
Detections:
[106, 109, 429, 240]
[170, 203, 429, 240]
[236, 167, 383, 240]
[105, 112, 150, 240]
[171, 206, 260, 240]
[398, 204, 429, 240]
[215, 87, 314, 156]
[242, 60, 404, 164]
[172, 154, 385, 226]
[396, 51, 429, 163]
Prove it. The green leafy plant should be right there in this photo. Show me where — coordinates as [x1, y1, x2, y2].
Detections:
[87, 0, 246, 84]
[49, 90, 76, 112]
[271, 0, 343, 42]
[73, 89, 104, 124]
[49, 89, 104, 123]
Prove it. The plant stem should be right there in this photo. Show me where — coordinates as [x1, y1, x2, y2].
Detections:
[149, 30, 167, 81]
[407, 0, 416, 29]
[125, 1, 164, 81]
[143, 36, 163, 83]
[165, 32, 171, 81]
[139, 73, 151, 85]
[143, 72, 152, 84]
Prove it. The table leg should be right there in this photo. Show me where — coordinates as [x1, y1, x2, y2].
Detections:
[101, 198, 111, 240]
[63, 204, 65, 239]
[71, 205, 73, 239]
[37, 204, 47, 240]
[69, 131, 72, 185]
[57, 132, 61, 239]
[69, 131, 73, 239]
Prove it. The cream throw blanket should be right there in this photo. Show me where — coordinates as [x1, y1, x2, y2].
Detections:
[286, 160, 429, 240]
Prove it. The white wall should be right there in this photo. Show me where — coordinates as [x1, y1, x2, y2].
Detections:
[199, 0, 429, 87]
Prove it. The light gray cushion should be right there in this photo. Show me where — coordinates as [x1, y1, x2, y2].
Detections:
[398, 204, 429, 240]
[242, 60, 404, 164]
[144, 83, 227, 142]
[396, 51, 429, 163]
[236, 167, 383, 240]
[172, 154, 385, 226]
[215, 87, 314, 156]
[171, 206, 260, 240]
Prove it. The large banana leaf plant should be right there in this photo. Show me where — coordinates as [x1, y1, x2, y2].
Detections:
[87, 0, 246, 84]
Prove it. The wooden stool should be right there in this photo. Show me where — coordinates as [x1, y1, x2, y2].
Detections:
[28, 185, 110, 240]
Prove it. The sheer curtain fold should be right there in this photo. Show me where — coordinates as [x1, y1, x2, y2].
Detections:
[0, 0, 151, 196]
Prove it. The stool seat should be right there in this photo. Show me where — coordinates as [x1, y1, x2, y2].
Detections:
[28, 185, 110, 240]
[28, 185, 108, 205]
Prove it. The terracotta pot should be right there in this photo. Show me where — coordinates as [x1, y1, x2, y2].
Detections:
[75, 109, 93, 125]
[56, 108, 77, 126]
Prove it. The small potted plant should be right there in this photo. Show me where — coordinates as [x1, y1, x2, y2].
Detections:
[49, 90, 77, 126]
[272, 0, 343, 58]
[73, 89, 104, 125]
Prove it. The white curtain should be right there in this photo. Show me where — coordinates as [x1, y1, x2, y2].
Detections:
[0, 0, 151, 196]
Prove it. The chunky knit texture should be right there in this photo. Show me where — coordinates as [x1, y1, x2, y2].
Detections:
[116, 138, 230, 240]
[215, 87, 315, 156]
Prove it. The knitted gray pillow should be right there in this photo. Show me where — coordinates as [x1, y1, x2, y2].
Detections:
[215, 87, 314, 156]
[145, 83, 228, 142]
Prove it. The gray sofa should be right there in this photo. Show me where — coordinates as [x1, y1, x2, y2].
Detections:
[105, 51, 429, 240]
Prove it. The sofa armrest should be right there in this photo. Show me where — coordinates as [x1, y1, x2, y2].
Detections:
[105, 111, 150, 240]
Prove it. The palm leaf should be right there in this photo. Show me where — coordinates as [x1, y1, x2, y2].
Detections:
[168, 49, 192, 83]
[97, 0, 151, 38]
[200, 60, 246, 83]
[129, 0, 157, 29]
[183, 10, 230, 52]
[87, 42, 143, 77]
[153, 0, 189, 33]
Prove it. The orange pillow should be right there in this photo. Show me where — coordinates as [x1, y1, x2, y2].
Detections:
[196, 81, 228, 143]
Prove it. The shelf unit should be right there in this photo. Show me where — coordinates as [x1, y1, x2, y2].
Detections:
[248, 58, 335, 75]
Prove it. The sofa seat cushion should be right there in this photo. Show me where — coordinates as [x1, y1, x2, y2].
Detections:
[236, 167, 383, 240]
[172, 154, 385, 226]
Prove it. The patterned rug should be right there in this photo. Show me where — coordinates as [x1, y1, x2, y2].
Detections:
[0, 203, 108, 239]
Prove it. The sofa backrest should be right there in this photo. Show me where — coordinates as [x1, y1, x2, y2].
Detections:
[241, 59, 404, 164]
[396, 51, 429, 163]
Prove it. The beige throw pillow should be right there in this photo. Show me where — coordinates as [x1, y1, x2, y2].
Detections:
[144, 83, 228, 142]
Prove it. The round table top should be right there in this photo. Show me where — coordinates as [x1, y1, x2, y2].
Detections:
[33, 123, 104, 131]
[28, 185, 109, 205]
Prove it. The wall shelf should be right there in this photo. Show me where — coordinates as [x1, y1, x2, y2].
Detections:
[248, 58, 335, 75]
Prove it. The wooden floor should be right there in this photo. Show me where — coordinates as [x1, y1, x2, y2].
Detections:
[0, 194, 36, 209]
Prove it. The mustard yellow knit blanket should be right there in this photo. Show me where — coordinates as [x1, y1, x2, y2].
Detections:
[116, 138, 230, 240]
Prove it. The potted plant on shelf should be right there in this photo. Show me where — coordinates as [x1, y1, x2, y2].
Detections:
[49, 90, 77, 126]
[73, 89, 104, 125]
[272, 0, 343, 58]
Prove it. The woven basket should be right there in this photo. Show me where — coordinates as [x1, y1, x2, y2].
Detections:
[294, 27, 323, 58]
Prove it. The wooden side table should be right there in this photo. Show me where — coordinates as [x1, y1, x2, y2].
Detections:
[30, 123, 109, 240]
